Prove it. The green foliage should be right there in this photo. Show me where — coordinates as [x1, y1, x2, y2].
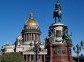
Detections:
[1, 52, 25, 62]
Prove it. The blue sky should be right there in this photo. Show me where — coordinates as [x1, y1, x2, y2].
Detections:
[0, 0, 84, 56]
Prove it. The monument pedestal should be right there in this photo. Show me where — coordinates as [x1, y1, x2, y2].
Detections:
[49, 44, 73, 62]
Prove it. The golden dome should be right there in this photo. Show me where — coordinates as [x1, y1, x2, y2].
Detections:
[25, 13, 38, 26]
[25, 19, 38, 26]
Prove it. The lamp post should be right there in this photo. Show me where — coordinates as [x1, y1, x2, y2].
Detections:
[73, 44, 81, 62]
[30, 41, 41, 62]
[80, 41, 84, 49]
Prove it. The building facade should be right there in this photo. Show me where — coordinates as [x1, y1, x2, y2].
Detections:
[3, 13, 47, 62]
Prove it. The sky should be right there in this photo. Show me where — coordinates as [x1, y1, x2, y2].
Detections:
[0, 0, 84, 56]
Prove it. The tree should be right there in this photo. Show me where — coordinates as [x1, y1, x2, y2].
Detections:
[1, 52, 25, 62]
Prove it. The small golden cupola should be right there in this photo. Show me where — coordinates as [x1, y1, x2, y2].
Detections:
[24, 13, 39, 29]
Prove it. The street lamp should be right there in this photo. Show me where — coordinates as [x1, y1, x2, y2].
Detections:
[30, 41, 41, 62]
[80, 41, 84, 49]
[73, 44, 81, 62]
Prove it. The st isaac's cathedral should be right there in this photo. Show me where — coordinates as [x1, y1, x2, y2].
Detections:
[2, 0, 74, 62]
[3, 12, 47, 62]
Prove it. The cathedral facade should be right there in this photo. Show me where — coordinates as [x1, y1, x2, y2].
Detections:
[3, 13, 47, 62]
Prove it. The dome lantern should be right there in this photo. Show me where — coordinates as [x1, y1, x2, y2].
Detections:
[29, 12, 33, 19]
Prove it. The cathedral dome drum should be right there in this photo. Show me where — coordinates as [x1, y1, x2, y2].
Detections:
[21, 13, 41, 42]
